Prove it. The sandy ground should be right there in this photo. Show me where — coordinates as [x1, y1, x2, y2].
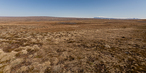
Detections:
[0, 17, 146, 73]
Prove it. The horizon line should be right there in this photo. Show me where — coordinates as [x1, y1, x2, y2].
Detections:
[0, 16, 145, 19]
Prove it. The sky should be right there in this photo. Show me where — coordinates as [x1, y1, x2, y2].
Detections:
[0, 0, 146, 19]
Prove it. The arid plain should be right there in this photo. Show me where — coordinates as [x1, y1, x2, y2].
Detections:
[0, 17, 146, 73]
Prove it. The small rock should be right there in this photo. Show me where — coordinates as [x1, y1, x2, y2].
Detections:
[105, 45, 111, 48]
[125, 52, 129, 54]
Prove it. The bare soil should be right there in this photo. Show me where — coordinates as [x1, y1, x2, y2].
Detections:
[0, 17, 146, 73]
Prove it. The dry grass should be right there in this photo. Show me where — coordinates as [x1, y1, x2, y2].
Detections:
[0, 17, 146, 73]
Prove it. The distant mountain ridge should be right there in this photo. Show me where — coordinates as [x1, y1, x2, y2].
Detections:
[94, 17, 139, 19]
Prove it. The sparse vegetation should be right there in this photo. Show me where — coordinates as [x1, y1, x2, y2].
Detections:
[0, 17, 146, 73]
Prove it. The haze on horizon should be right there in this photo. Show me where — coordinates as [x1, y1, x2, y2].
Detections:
[0, 0, 146, 19]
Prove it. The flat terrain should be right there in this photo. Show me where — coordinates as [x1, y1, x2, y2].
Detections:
[0, 17, 146, 73]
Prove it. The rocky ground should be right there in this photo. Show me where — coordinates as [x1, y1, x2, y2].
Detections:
[0, 17, 146, 73]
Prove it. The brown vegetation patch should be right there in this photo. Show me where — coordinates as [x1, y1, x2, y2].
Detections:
[0, 17, 146, 73]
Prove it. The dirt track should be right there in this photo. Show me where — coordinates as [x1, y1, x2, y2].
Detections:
[0, 17, 146, 73]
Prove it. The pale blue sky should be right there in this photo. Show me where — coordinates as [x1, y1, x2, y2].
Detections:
[0, 0, 146, 19]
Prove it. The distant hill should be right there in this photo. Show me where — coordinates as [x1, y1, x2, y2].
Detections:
[94, 17, 139, 19]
